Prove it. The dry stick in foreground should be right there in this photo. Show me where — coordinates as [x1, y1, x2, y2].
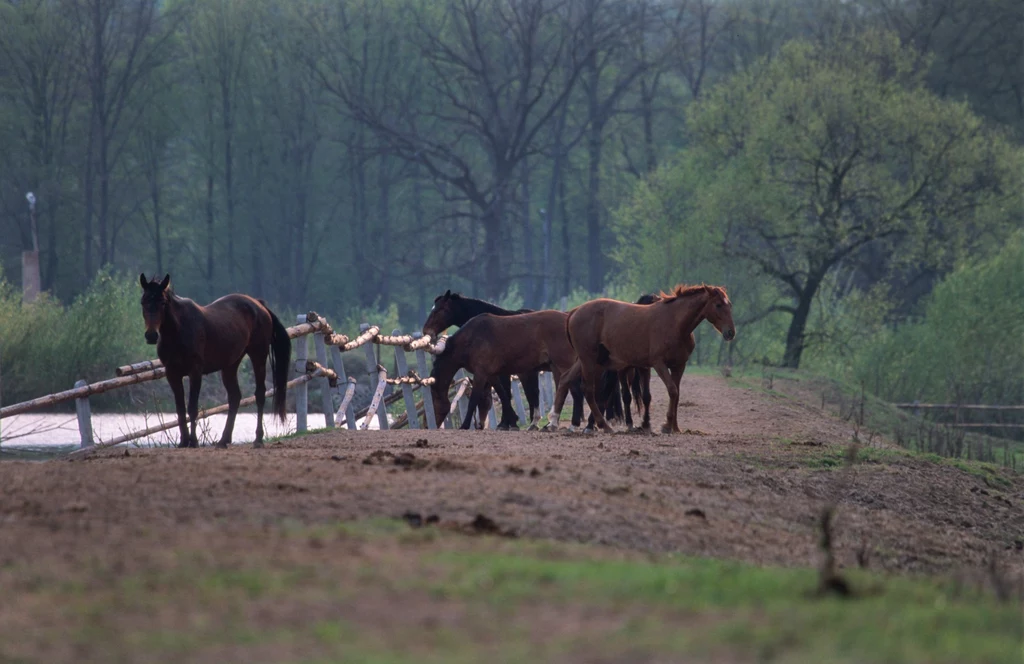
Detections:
[817, 442, 861, 598]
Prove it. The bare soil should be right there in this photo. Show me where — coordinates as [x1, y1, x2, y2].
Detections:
[2, 373, 1022, 662]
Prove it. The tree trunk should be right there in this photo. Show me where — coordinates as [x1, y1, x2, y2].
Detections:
[481, 186, 507, 301]
[520, 157, 536, 306]
[222, 84, 236, 291]
[152, 169, 163, 276]
[376, 154, 391, 305]
[586, 119, 604, 293]
[782, 274, 824, 368]
[205, 173, 215, 286]
[559, 167, 571, 298]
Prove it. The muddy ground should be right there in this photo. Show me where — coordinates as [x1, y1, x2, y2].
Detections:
[3, 373, 1021, 577]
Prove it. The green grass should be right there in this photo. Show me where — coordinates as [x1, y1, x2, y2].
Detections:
[6, 519, 1020, 664]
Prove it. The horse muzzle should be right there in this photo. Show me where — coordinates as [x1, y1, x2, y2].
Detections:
[723, 328, 736, 342]
[145, 331, 159, 345]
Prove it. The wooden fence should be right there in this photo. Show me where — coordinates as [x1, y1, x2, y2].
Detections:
[0, 311, 556, 456]
[893, 402, 1024, 429]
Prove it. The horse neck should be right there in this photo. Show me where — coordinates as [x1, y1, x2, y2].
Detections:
[429, 348, 460, 395]
[453, 298, 516, 325]
[668, 292, 709, 337]
[161, 296, 195, 346]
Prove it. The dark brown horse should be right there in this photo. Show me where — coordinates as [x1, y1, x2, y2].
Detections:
[429, 310, 585, 430]
[423, 290, 540, 429]
[139, 274, 291, 448]
[553, 285, 735, 434]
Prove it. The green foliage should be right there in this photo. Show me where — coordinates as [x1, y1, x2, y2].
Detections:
[852, 231, 1024, 405]
[0, 269, 151, 408]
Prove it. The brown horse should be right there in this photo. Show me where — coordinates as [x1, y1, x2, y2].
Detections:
[429, 310, 585, 430]
[592, 293, 662, 432]
[139, 274, 291, 448]
[552, 284, 735, 434]
[423, 290, 539, 429]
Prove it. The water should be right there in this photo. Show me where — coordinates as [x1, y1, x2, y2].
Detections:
[0, 411, 387, 460]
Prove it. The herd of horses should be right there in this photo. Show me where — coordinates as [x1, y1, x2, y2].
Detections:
[138, 273, 735, 448]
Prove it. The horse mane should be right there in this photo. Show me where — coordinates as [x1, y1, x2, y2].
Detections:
[446, 292, 530, 317]
[657, 283, 729, 303]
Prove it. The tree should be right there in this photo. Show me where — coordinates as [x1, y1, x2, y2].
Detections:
[676, 32, 1021, 367]
[314, 0, 592, 300]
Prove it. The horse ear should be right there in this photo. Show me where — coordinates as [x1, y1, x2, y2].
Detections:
[444, 289, 451, 298]
[139, 273, 148, 289]
[160, 274, 170, 290]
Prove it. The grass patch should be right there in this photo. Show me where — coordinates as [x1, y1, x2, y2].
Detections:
[3, 520, 1020, 664]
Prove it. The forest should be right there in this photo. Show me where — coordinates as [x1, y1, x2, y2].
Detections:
[0, 0, 1021, 414]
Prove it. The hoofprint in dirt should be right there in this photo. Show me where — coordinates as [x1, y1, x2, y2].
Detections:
[2, 374, 1020, 577]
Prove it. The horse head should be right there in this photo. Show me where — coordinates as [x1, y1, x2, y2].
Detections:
[423, 289, 462, 338]
[702, 286, 736, 341]
[139, 273, 171, 345]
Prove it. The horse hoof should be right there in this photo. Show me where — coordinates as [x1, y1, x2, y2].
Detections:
[253, 440, 264, 449]
[215, 441, 229, 449]
[527, 424, 539, 432]
[660, 425, 673, 434]
[177, 441, 189, 448]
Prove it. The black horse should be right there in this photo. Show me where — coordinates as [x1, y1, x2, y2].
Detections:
[139, 274, 291, 448]
[423, 290, 543, 429]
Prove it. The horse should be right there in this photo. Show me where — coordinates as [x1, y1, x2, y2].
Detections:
[429, 310, 585, 430]
[139, 274, 291, 448]
[551, 284, 735, 434]
[594, 293, 662, 431]
[422, 290, 541, 430]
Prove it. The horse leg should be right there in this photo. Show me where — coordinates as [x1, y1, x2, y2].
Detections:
[496, 374, 518, 430]
[545, 360, 579, 431]
[522, 371, 541, 430]
[217, 360, 243, 449]
[640, 369, 653, 432]
[462, 382, 483, 430]
[187, 370, 202, 447]
[620, 369, 635, 431]
[581, 363, 614, 434]
[651, 363, 678, 434]
[668, 365, 686, 433]
[494, 377, 517, 432]
[168, 372, 189, 448]
[251, 350, 268, 448]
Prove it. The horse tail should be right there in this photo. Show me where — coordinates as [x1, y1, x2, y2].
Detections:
[266, 305, 291, 421]
[564, 308, 575, 350]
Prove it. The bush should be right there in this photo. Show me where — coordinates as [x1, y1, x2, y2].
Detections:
[0, 269, 154, 409]
[851, 231, 1024, 406]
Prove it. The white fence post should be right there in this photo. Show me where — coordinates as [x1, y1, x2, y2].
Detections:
[312, 327, 334, 430]
[392, 329, 419, 429]
[455, 369, 469, 427]
[360, 324, 389, 430]
[294, 316, 308, 433]
[512, 378, 527, 425]
[330, 345, 357, 430]
[487, 395, 498, 429]
[412, 333, 436, 430]
[74, 379, 93, 448]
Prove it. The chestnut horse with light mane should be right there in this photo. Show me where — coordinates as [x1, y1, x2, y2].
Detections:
[551, 284, 736, 434]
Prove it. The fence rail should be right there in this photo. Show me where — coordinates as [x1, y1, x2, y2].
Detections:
[0, 309, 545, 454]
[894, 401, 1024, 430]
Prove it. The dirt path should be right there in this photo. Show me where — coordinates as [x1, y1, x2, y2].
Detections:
[2, 373, 1021, 576]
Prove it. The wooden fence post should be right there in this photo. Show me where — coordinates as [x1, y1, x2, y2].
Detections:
[74, 379, 93, 448]
[455, 369, 469, 427]
[487, 397, 498, 429]
[392, 329, 419, 429]
[512, 378, 527, 425]
[412, 333, 436, 430]
[360, 324, 389, 430]
[295, 317, 308, 433]
[330, 345, 357, 430]
[312, 327, 334, 430]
